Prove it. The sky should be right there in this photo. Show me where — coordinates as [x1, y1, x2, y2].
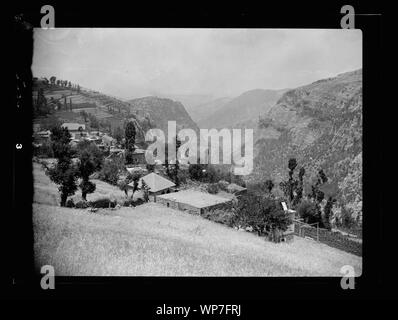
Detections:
[32, 28, 362, 99]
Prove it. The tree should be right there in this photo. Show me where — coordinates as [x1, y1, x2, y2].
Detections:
[118, 179, 130, 198]
[125, 121, 136, 152]
[319, 181, 339, 230]
[76, 140, 103, 170]
[172, 137, 181, 187]
[124, 121, 136, 165]
[76, 146, 98, 200]
[141, 180, 149, 202]
[302, 169, 337, 229]
[46, 127, 78, 206]
[80, 110, 88, 123]
[297, 200, 319, 224]
[264, 179, 274, 194]
[88, 114, 99, 130]
[310, 169, 328, 203]
[113, 126, 124, 146]
[164, 143, 170, 177]
[50, 76, 56, 86]
[47, 162, 78, 207]
[98, 158, 123, 185]
[35, 88, 49, 116]
[292, 167, 305, 207]
[76, 141, 104, 200]
[234, 192, 291, 241]
[188, 163, 206, 181]
[280, 158, 306, 208]
[287, 158, 297, 203]
[264, 205, 292, 242]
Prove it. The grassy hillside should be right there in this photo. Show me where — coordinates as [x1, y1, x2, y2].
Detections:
[33, 163, 361, 276]
[33, 203, 361, 276]
[33, 162, 127, 206]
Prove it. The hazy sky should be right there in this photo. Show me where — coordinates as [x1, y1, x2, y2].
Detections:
[32, 28, 362, 99]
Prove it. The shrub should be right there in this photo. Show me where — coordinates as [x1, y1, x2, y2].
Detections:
[188, 164, 206, 180]
[297, 200, 319, 224]
[34, 141, 54, 158]
[207, 183, 219, 194]
[76, 140, 104, 171]
[337, 207, 356, 229]
[66, 199, 75, 208]
[89, 198, 116, 208]
[123, 198, 145, 207]
[75, 200, 90, 209]
[233, 192, 291, 240]
[123, 199, 134, 207]
[202, 209, 235, 227]
[218, 180, 229, 191]
[133, 198, 145, 206]
[98, 160, 120, 185]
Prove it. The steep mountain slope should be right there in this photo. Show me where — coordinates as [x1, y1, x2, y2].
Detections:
[127, 96, 199, 134]
[187, 97, 232, 123]
[154, 93, 215, 119]
[34, 84, 198, 143]
[251, 69, 362, 220]
[198, 89, 285, 129]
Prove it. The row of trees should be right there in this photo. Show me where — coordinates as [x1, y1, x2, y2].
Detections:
[44, 127, 104, 206]
[220, 157, 340, 241]
[259, 157, 339, 230]
[47, 76, 81, 92]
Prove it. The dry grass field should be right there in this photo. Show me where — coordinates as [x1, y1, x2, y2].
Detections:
[33, 162, 362, 276]
[33, 162, 127, 206]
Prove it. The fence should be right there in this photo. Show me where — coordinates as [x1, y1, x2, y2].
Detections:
[293, 219, 362, 257]
[294, 220, 319, 241]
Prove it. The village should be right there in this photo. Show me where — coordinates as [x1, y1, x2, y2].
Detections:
[33, 120, 263, 229]
[31, 74, 364, 264]
[33, 115, 363, 254]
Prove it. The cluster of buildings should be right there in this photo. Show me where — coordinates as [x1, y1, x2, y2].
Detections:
[33, 121, 253, 220]
[33, 122, 117, 152]
[128, 171, 245, 215]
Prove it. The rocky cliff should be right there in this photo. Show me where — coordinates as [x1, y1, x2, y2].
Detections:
[252, 69, 362, 221]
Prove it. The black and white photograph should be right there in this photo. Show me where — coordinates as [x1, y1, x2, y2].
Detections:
[8, 2, 388, 304]
[30, 28, 362, 276]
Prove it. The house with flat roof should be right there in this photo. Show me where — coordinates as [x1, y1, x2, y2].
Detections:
[61, 123, 86, 139]
[157, 190, 232, 215]
[61, 122, 86, 132]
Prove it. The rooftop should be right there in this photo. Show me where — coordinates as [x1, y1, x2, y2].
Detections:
[130, 172, 175, 193]
[157, 190, 232, 209]
[61, 123, 86, 131]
